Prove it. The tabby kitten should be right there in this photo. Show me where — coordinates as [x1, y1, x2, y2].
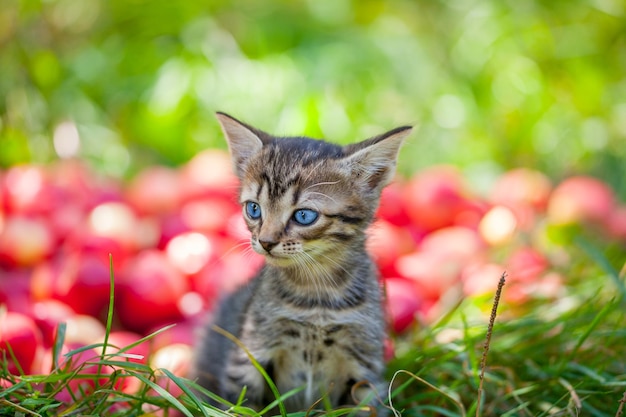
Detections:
[194, 112, 412, 413]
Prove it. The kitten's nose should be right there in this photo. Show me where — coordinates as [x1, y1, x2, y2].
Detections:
[259, 239, 278, 253]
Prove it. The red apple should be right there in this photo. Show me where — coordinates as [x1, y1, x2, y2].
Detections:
[29, 299, 76, 348]
[0, 269, 32, 314]
[47, 203, 87, 242]
[180, 197, 240, 236]
[125, 167, 183, 215]
[377, 181, 412, 227]
[384, 277, 423, 333]
[87, 201, 140, 251]
[0, 311, 43, 375]
[0, 171, 4, 210]
[506, 247, 549, 284]
[92, 331, 148, 394]
[225, 212, 253, 242]
[37, 342, 71, 374]
[117, 250, 188, 333]
[606, 205, 626, 241]
[95, 331, 150, 365]
[134, 216, 161, 250]
[149, 320, 197, 352]
[149, 343, 193, 398]
[395, 249, 463, 301]
[0, 215, 55, 267]
[60, 253, 113, 318]
[157, 213, 192, 249]
[420, 226, 485, 265]
[53, 343, 111, 402]
[403, 166, 472, 232]
[180, 149, 239, 201]
[36, 317, 115, 375]
[49, 160, 120, 210]
[3, 165, 51, 215]
[491, 168, 552, 211]
[462, 262, 507, 296]
[31, 253, 113, 318]
[188, 259, 224, 306]
[453, 199, 489, 230]
[367, 219, 416, 277]
[150, 343, 192, 376]
[177, 291, 207, 319]
[64, 225, 130, 266]
[478, 205, 518, 246]
[529, 272, 564, 300]
[165, 232, 217, 276]
[547, 176, 616, 225]
[64, 314, 106, 345]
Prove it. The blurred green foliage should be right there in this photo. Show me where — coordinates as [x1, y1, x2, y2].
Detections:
[1, 0, 625, 192]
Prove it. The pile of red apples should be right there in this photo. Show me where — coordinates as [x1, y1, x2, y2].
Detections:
[1, 151, 625, 394]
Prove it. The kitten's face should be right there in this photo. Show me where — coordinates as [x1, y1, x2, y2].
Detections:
[216, 113, 411, 268]
[239, 150, 365, 266]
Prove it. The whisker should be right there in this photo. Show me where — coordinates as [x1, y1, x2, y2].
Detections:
[300, 160, 327, 184]
[299, 250, 342, 301]
[316, 251, 358, 284]
[293, 253, 322, 302]
[306, 191, 338, 204]
[304, 180, 341, 191]
[218, 239, 253, 262]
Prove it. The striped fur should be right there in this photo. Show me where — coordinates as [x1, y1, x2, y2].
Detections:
[193, 113, 411, 412]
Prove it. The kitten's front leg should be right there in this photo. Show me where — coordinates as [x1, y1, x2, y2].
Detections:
[222, 346, 273, 410]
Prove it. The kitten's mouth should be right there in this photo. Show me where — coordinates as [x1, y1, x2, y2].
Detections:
[254, 247, 296, 266]
[252, 244, 285, 259]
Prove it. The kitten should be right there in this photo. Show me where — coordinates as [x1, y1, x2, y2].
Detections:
[193, 112, 411, 413]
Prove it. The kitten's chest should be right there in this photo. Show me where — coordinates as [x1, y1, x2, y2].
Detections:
[268, 317, 359, 404]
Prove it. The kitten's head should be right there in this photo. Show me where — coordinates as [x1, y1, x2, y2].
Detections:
[216, 112, 411, 268]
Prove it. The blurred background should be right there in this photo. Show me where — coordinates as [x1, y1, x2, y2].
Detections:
[2, 4, 626, 411]
[1, 0, 625, 193]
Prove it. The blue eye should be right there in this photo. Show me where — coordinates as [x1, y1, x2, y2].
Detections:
[293, 209, 319, 226]
[245, 201, 262, 220]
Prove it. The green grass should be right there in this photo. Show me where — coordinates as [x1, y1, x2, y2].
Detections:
[387, 296, 625, 416]
[385, 248, 626, 417]
[2, 250, 625, 417]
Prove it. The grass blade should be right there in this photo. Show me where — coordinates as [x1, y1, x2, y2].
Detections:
[99, 254, 116, 370]
[558, 298, 616, 373]
[575, 237, 626, 297]
[52, 322, 67, 371]
[388, 369, 466, 417]
[158, 368, 214, 417]
[127, 370, 195, 417]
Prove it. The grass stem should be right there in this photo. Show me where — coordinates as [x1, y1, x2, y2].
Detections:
[475, 271, 506, 417]
[616, 390, 626, 417]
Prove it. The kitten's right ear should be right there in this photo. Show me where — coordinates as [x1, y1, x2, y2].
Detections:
[215, 112, 265, 177]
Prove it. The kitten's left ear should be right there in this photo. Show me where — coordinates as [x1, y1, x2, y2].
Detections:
[343, 126, 412, 191]
[215, 112, 268, 178]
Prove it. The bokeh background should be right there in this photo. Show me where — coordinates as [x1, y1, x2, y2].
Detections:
[2, 0, 625, 192]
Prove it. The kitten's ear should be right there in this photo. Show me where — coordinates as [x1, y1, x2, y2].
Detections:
[215, 112, 266, 177]
[342, 126, 412, 191]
